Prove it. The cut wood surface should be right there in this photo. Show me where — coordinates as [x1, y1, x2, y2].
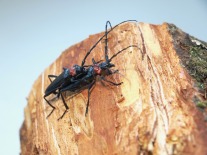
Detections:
[20, 22, 207, 155]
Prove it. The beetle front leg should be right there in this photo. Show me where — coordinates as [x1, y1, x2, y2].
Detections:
[101, 76, 123, 86]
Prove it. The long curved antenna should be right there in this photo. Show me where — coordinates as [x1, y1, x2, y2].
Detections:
[105, 21, 112, 63]
[109, 45, 139, 61]
[81, 20, 137, 66]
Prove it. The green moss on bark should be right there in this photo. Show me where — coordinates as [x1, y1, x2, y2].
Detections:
[168, 23, 207, 110]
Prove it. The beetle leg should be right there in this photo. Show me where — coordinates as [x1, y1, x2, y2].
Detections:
[57, 93, 69, 120]
[101, 76, 123, 86]
[44, 96, 56, 118]
[48, 75, 58, 83]
[85, 80, 96, 116]
[106, 69, 119, 75]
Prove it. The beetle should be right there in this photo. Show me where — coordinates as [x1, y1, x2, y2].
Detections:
[44, 65, 86, 119]
[44, 20, 138, 119]
[60, 45, 138, 116]
[59, 20, 138, 116]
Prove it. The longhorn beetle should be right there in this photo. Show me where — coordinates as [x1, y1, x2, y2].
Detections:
[60, 45, 137, 116]
[44, 20, 138, 119]
[44, 65, 86, 119]
[59, 20, 138, 117]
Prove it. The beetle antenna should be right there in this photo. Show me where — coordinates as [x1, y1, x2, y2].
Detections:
[105, 21, 112, 63]
[109, 45, 139, 61]
[81, 20, 138, 66]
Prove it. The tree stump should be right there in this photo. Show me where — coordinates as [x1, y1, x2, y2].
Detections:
[20, 22, 207, 155]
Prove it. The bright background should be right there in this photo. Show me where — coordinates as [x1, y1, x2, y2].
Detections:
[0, 0, 206, 154]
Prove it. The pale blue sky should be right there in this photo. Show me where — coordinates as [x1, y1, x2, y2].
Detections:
[0, 0, 206, 154]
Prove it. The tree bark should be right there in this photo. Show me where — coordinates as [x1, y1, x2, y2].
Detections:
[20, 22, 207, 155]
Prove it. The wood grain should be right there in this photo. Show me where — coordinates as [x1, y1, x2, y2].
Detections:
[20, 22, 207, 155]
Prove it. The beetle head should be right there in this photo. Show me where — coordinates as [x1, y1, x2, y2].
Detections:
[100, 62, 115, 70]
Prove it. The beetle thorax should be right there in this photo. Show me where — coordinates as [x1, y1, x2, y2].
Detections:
[93, 64, 101, 75]
[69, 67, 76, 76]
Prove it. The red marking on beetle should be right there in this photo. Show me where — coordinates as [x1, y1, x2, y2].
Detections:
[70, 67, 76, 76]
[94, 64, 101, 75]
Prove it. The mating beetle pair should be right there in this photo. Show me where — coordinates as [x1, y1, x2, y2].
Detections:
[44, 20, 138, 120]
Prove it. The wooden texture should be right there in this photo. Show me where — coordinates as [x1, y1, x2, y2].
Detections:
[20, 22, 207, 155]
